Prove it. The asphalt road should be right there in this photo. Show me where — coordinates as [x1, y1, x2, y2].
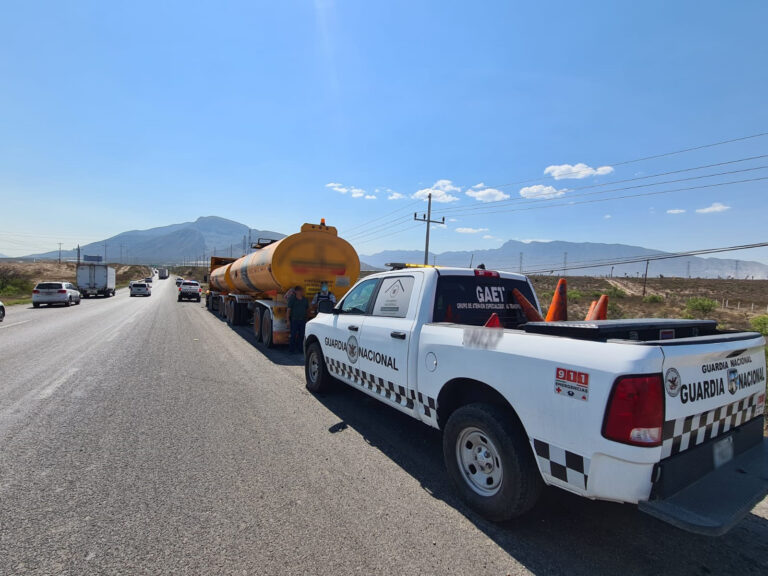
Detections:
[1, 277, 767, 576]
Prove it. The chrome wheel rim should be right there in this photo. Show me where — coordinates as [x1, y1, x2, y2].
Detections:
[308, 351, 320, 383]
[456, 426, 503, 496]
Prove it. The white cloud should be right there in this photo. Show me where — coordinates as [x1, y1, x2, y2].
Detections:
[482, 234, 496, 240]
[326, 182, 367, 199]
[603, 214, 612, 219]
[387, 191, 405, 200]
[696, 202, 730, 214]
[412, 179, 461, 203]
[456, 227, 489, 234]
[666, 209, 686, 214]
[466, 184, 510, 203]
[364, 195, 376, 200]
[519, 184, 567, 199]
[544, 163, 614, 180]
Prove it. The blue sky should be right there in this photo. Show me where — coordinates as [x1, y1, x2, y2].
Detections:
[1, 1, 767, 263]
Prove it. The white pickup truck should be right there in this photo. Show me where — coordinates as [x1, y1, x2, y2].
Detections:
[303, 266, 767, 535]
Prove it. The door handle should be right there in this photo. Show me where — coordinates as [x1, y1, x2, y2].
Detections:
[390, 331, 406, 340]
[348, 325, 359, 332]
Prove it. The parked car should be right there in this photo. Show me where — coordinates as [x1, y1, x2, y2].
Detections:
[178, 280, 202, 302]
[175, 277, 184, 286]
[130, 282, 151, 297]
[0, 300, 5, 322]
[32, 282, 82, 307]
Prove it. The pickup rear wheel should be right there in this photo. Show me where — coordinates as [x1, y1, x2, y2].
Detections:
[443, 403, 542, 522]
[305, 342, 332, 393]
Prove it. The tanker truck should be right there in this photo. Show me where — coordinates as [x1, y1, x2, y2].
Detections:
[207, 220, 360, 347]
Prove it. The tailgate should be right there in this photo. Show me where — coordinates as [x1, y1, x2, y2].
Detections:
[660, 333, 766, 460]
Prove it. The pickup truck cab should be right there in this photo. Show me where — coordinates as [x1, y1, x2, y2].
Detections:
[304, 266, 767, 535]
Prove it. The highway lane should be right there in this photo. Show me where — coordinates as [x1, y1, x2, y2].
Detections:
[1, 276, 767, 575]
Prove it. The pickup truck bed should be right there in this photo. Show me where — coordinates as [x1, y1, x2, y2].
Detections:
[304, 266, 767, 534]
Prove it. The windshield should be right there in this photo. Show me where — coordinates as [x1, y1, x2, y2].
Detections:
[36, 283, 63, 290]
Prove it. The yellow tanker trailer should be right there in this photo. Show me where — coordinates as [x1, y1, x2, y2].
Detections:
[207, 220, 360, 347]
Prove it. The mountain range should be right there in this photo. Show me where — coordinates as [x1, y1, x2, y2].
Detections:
[18, 216, 768, 278]
[358, 240, 768, 279]
[25, 216, 284, 264]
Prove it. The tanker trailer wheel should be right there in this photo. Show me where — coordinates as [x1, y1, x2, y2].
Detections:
[305, 342, 333, 393]
[261, 311, 273, 348]
[253, 307, 262, 341]
[443, 403, 542, 522]
[218, 298, 227, 319]
[226, 301, 234, 325]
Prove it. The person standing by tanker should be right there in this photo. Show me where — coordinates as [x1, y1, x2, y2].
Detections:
[311, 281, 336, 313]
[287, 285, 309, 354]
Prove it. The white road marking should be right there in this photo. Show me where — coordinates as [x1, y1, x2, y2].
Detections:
[37, 368, 80, 399]
[0, 320, 31, 330]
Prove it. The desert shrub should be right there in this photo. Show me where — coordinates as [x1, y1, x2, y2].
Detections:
[749, 315, 768, 335]
[607, 301, 624, 319]
[0, 272, 35, 298]
[568, 289, 584, 302]
[685, 297, 718, 317]
[606, 286, 626, 299]
[643, 294, 664, 304]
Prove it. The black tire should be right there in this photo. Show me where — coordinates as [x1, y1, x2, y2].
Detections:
[33, 303, 40, 308]
[261, 311, 273, 347]
[75, 298, 81, 305]
[443, 403, 542, 522]
[65, 297, 72, 307]
[178, 296, 182, 302]
[253, 306, 262, 341]
[305, 342, 333, 393]
[0, 307, 5, 322]
[196, 297, 201, 303]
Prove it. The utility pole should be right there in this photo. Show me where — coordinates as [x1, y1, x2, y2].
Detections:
[414, 193, 444, 265]
[76, 244, 81, 265]
[563, 252, 568, 276]
[642, 259, 650, 296]
[57, 242, 62, 264]
[103, 242, 108, 263]
[230, 244, 233, 257]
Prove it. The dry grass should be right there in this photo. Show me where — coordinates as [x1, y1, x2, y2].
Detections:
[0, 261, 151, 305]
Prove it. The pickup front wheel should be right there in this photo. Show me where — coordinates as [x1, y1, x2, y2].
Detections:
[305, 342, 332, 393]
[443, 403, 542, 522]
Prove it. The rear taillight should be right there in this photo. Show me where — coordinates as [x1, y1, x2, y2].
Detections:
[602, 374, 664, 447]
[474, 269, 500, 277]
[33, 289, 40, 294]
[57, 289, 67, 294]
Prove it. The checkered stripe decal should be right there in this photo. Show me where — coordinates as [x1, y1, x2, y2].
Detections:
[533, 439, 589, 491]
[661, 392, 764, 459]
[326, 357, 424, 411]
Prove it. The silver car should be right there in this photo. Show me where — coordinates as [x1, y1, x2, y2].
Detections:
[0, 300, 5, 322]
[130, 282, 151, 297]
[32, 282, 82, 308]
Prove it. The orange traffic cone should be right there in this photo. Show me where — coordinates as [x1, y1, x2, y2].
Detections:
[545, 278, 568, 322]
[586, 295, 608, 320]
[484, 313, 502, 328]
[585, 300, 597, 321]
[513, 289, 545, 322]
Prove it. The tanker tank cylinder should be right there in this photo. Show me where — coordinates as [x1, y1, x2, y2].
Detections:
[226, 221, 360, 300]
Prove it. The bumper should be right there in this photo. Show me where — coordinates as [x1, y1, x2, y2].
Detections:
[639, 418, 768, 536]
[32, 295, 69, 304]
[179, 292, 201, 299]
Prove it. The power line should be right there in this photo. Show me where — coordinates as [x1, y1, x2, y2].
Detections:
[341, 199, 422, 234]
[485, 131, 768, 190]
[521, 242, 768, 275]
[438, 154, 768, 215]
[434, 175, 768, 218]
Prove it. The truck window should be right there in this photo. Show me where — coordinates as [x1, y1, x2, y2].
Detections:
[432, 275, 538, 328]
[372, 276, 414, 318]
[340, 278, 379, 315]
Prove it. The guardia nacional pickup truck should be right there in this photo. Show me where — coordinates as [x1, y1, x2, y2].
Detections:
[303, 265, 767, 535]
